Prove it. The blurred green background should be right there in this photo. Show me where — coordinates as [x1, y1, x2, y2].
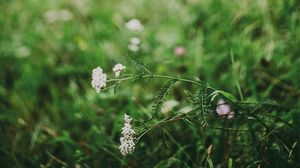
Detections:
[0, 0, 300, 167]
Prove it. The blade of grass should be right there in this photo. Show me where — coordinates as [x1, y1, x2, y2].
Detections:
[230, 49, 244, 101]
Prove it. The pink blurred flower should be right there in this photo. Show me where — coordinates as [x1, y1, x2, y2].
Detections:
[216, 99, 235, 119]
[174, 46, 186, 57]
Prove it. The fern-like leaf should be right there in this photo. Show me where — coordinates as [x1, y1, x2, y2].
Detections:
[128, 55, 152, 75]
[152, 79, 178, 118]
[193, 83, 210, 126]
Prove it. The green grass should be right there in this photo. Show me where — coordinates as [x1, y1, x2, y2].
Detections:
[0, 0, 300, 167]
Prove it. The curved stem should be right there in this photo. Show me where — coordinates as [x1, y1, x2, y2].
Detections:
[155, 74, 201, 86]
[107, 74, 217, 90]
[135, 112, 187, 143]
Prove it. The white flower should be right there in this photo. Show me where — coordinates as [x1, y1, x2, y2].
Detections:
[91, 66, 107, 93]
[112, 63, 126, 77]
[125, 19, 144, 32]
[44, 9, 73, 23]
[180, 106, 193, 114]
[119, 113, 135, 156]
[16, 46, 31, 58]
[161, 100, 179, 114]
[130, 37, 140, 45]
[44, 10, 58, 23]
[59, 9, 73, 21]
[128, 43, 139, 52]
[216, 99, 235, 119]
[128, 37, 141, 52]
[227, 111, 235, 119]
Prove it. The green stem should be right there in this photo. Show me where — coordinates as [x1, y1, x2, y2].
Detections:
[135, 112, 188, 143]
[107, 74, 217, 91]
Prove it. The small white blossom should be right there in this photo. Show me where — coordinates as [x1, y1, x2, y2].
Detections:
[112, 63, 126, 77]
[119, 113, 135, 156]
[125, 19, 144, 32]
[91, 66, 107, 93]
[161, 100, 179, 114]
[227, 111, 235, 119]
[128, 37, 141, 52]
[130, 37, 141, 45]
[180, 106, 193, 114]
[16, 46, 31, 58]
[44, 10, 58, 23]
[128, 43, 139, 52]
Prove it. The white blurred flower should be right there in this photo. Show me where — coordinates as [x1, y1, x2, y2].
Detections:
[44, 10, 58, 23]
[180, 106, 193, 114]
[128, 43, 139, 52]
[161, 100, 179, 114]
[216, 99, 235, 119]
[128, 36, 141, 52]
[112, 63, 126, 77]
[119, 113, 135, 156]
[44, 9, 73, 23]
[125, 19, 144, 32]
[130, 37, 140, 45]
[18, 118, 27, 126]
[227, 111, 235, 119]
[59, 9, 73, 21]
[16, 46, 31, 58]
[72, 0, 89, 14]
[91, 66, 107, 93]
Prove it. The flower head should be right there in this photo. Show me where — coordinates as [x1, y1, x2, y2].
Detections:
[128, 37, 141, 52]
[125, 19, 144, 32]
[216, 99, 235, 119]
[174, 46, 186, 57]
[130, 37, 141, 45]
[113, 63, 126, 77]
[227, 111, 235, 119]
[128, 44, 139, 52]
[119, 113, 135, 156]
[91, 66, 107, 93]
[180, 106, 193, 114]
[161, 100, 179, 114]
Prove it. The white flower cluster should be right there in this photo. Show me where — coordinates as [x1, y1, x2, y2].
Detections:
[125, 19, 143, 52]
[119, 113, 135, 156]
[112, 63, 126, 77]
[125, 19, 144, 32]
[128, 37, 141, 52]
[91, 66, 107, 93]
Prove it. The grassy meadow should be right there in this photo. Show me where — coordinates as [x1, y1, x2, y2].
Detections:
[0, 0, 300, 167]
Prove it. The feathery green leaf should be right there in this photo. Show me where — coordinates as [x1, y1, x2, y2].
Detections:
[152, 79, 178, 117]
[128, 55, 152, 75]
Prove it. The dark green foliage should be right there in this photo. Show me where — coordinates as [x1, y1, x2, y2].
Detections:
[0, 0, 300, 167]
